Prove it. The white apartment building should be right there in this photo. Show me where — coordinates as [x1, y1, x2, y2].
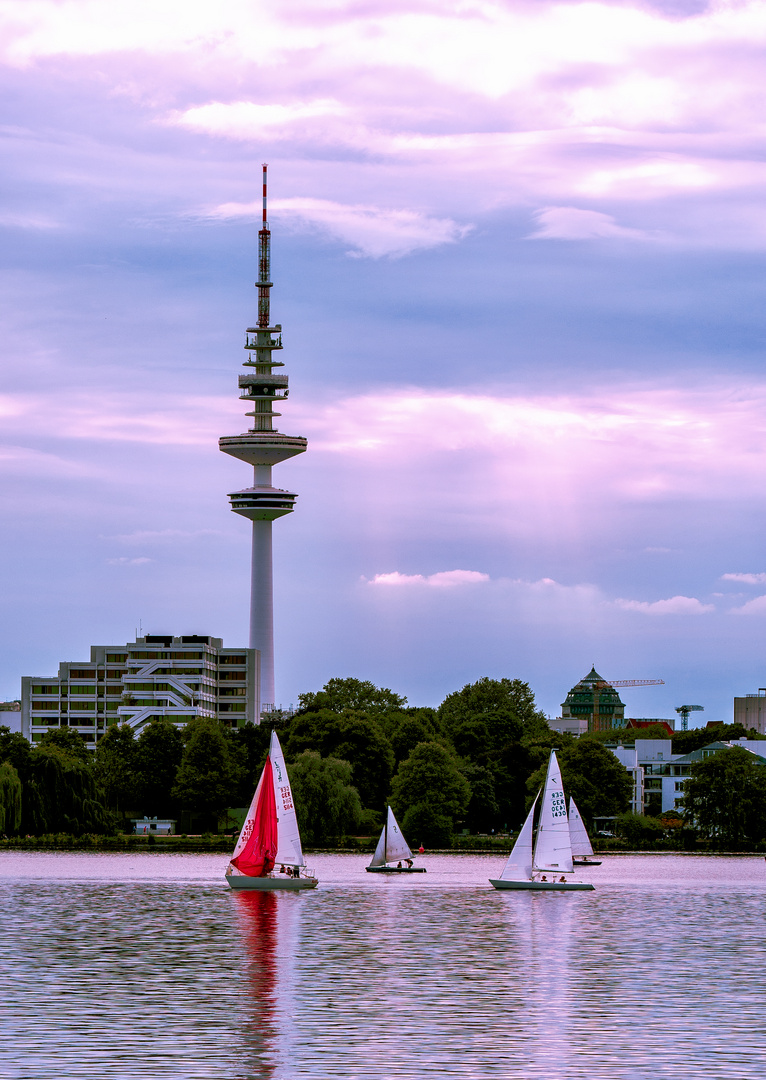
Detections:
[21, 635, 260, 748]
[607, 738, 766, 814]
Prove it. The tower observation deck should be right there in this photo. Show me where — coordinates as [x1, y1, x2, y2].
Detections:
[219, 165, 307, 712]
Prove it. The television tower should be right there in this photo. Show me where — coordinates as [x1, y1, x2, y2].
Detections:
[219, 165, 307, 712]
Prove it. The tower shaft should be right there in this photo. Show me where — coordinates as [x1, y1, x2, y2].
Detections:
[219, 165, 307, 715]
[250, 520, 274, 706]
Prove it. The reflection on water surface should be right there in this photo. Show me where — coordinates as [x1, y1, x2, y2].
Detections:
[1, 852, 764, 1078]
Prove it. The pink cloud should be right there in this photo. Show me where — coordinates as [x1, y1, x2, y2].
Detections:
[615, 595, 715, 615]
[209, 197, 470, 257]
[367, 570, 490, 587]
[528, 206, 652, 240]
[5, 380, 766, 544]
[731, 595, 766, 615]
[721, 572, 766, 585]
[6, 2, 766, 248]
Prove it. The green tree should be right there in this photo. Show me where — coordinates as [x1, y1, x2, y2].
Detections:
[526, 740, 632, 824]
[226, 721, 274, 804]
[461, 763, 499, 834]
[285, 710, 395, 808]
[172, 717, 241, 818]
[671, 724, 755, 755]
[39, 726, 91, 764]
[387, 711, 441, 766]
[438, 677, 548, 752]
[298, 677, 406, 716]
[93, 724, 138, 813]
[616, 812, 666, 847]
[683, 747, 766, 848]
[391, 741, 471, 846]
[134, 719, 183, 817]
[0, 725, 31, 775]
[0, 761, 22, 835]
[21, 746, 111, 835]
[288, 751, 363, 844]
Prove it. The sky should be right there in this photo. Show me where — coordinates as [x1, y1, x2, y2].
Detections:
[2, 0, 766, 724]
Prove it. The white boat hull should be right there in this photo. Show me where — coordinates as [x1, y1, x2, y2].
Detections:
[227, 875, 318, 891]
[489, 878, 594, 892]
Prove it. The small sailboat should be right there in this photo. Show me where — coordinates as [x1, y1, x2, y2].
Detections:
[226, 730, 318, 891]
[569, 796, 602, 866]
[366, 806, 426, 873]
[489, 750, 594, 891]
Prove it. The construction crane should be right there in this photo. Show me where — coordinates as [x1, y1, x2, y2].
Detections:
[675, 704, 704, 731]
[590, 678, 665, 733]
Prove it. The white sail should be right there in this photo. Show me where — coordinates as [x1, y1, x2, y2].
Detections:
[532, 750, 574, 874]
[499, 792, 539, 881]
[269, 731, 305, 867]
[568, 797, 594, 859]
[384, 807, 412, 863]
[369, 826, 388, 868]
[368, 806, 413, 867]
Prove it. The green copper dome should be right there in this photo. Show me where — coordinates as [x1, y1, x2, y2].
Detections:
[561, 667, 625, 730]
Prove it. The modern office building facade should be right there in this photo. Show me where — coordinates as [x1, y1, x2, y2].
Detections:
[21, 635, 259, 748]
[733, 691, 766, 734]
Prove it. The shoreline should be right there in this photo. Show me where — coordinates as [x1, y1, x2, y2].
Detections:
[0, 836, 762, 857]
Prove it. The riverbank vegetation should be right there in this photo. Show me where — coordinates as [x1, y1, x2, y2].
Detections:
[1, 676, 764, 850]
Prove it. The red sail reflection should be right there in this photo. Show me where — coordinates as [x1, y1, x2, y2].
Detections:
[234, 891, 279, 1078]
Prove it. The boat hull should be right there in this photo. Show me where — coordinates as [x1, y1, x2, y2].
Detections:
[573, 858, 602, 866]
[226, 875, 318, 891]
[366, 866, 427, 873]
[489, 878, 594, 892]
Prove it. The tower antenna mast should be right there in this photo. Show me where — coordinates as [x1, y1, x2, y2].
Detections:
[219, 165, 308, 715]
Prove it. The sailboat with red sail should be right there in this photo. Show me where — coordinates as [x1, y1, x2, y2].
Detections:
[226, 730, 318, 890]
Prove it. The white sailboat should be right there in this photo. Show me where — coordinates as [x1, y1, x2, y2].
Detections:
[226, 730, 318, 890]
[489, 750, 594, 891]
[366, 806, 426, 873]
[569, 796, 601, 866]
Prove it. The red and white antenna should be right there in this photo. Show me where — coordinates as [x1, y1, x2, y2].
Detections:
[262, 162, 268, 227]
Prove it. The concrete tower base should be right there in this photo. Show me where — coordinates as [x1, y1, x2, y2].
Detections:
[250, 519, 274, 708]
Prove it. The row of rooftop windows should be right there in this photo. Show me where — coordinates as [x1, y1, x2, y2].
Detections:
[31, 672, 245, 694]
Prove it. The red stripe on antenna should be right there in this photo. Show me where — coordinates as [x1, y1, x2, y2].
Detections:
[262, 163, 268, 225]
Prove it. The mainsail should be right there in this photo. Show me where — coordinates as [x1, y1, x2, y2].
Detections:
[269, 731, 306, 867]
[532, 750, 574, 874]
[568, 797, 594, 859]
[230, 755, 278, 877]
[369, 807, 413, 867]
[498, 792, 539, 881]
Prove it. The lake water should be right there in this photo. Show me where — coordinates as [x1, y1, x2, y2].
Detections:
[1, 852, 765, 1079]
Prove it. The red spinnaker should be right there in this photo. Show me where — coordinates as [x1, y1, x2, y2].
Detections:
[231, 756, 278, 877]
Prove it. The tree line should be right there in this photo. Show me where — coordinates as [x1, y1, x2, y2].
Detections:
[1, 676, 763, 848]
[0, 676, 632, 844]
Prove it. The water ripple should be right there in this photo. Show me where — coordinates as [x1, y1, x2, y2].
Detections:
[1, 852, 764, 1078]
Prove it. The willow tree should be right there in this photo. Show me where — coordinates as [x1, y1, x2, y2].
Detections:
[288, 751, 362, 844]
[0, 761, 22, 835]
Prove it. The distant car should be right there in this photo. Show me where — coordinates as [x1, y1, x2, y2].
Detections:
[596, 830, 615, 838]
